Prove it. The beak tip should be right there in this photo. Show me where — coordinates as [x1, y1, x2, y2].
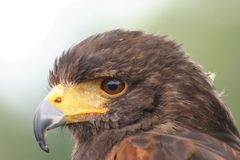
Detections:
[38, 141, 50, 153]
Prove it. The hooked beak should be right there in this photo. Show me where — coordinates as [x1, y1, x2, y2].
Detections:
[33, 100, 66, 153]
[33, 83, 110, 153]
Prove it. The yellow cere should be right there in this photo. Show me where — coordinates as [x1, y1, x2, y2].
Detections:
[46, 78, 115, 123]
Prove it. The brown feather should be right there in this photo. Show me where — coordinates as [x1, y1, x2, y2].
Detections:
[107, 125, 240, 160]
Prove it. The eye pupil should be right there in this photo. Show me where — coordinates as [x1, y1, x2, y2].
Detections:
[102, 78, 125, 95]
[107, 80, 121, 91]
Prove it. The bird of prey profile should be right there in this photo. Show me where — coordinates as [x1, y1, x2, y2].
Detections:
[33, 30, 240, 160]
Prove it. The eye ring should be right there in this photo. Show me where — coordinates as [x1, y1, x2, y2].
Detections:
[101, 78, 125, 95]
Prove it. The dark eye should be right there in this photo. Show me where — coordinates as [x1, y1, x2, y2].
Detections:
[101, 78, 125, 95]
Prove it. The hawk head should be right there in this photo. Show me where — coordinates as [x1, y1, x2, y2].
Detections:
[33, 30, 239, 154]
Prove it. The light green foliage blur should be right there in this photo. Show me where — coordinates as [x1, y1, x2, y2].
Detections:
[0, 0, 239, 159]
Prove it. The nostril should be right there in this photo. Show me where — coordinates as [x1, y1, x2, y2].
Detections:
[54, 97, 62, 103]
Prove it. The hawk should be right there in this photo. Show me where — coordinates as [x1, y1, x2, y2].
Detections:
[33, 30, 240, 160]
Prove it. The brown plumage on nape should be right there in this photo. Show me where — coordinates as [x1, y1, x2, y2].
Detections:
[34, 30, 240, 160]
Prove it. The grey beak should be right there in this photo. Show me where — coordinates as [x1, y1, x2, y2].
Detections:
[33, 100, 66, 153]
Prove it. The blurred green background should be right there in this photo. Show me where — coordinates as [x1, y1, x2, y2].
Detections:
[0, 0, 239, 159]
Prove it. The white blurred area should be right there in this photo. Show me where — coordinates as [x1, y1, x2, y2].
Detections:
[0, 0, 163, 115]
[0, 0, 163, 62]
[0, 0, 75, 62]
